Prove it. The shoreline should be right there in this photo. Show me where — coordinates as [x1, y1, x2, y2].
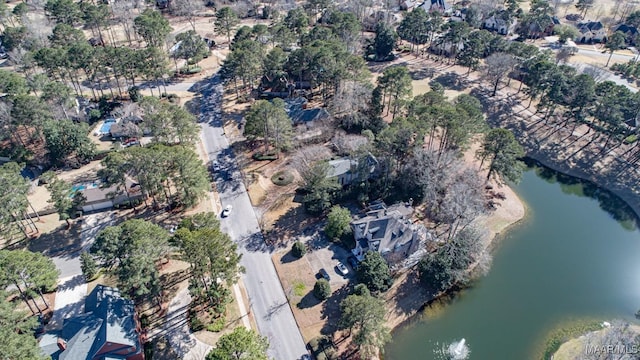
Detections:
[384, 184, 528, 333]
[384, 140, 528, 332]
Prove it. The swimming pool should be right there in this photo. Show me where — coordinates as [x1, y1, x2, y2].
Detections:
[71, 182, 99, 192]
[98, 119, 117, 135]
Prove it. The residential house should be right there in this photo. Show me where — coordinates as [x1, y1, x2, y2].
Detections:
[399, 0, 416, 11]
[350, 201, 428, 265]
[615, 23, 638, 45]
[483, 11, 517, 35]
[522, 15, 559, 38]
[326, 153, 378, 186]
[109, 121, 142, 140]
[452, 8, 467, 21]
[40, 285, 144, 360]
[419, 0, 452, 15]
[78, 179, 142, 213]
[284, 97, 332, 125]
[576, 21, 606, 43]
[429, 34, 464, 56]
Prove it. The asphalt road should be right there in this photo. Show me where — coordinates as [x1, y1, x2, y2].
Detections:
[198, 75, 308, 360]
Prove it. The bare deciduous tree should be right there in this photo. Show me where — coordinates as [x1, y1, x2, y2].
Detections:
[171, 0, 204, 31]
[331, 131, 370, 156]
[330, 81, 372, 130]
[111, 0, 139, 45]
[22, 16, 51, 49]
[483, 52, 517, 96]
[582, 321, 640, 360]
[291, 144, 332, 177]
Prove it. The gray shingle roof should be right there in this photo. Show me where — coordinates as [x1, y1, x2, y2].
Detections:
[327, 158, 355, 178]
[351, 202, 425, 263]
[57, 285, 141, 360]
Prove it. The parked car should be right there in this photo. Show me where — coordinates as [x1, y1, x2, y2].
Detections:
[347, 256, 359, 270]
[318, 268, 330, 281]
[336, 262, 349, 276]
[565, 13, 581, 21]
[222, 205, 232, 217]
[121, 137, 139, 148]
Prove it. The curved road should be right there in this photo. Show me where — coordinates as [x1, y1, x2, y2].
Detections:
[198, 75, 308, 360]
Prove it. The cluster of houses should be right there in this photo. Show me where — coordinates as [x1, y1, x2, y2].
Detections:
[399, 0, 638, 46]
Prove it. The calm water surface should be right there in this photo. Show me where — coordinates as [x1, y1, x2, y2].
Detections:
[386, 165, 640, 359]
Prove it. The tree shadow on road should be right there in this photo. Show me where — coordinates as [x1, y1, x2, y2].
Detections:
[27, 223, 82, 258]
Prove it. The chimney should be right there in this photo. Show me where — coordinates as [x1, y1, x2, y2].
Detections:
[57, 338, 67, 351]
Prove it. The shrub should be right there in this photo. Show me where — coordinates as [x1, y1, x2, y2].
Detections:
[180, 66, 202, 75]
[167, 93, 179, 104]
[189, 313, 205, 332]
[252, 152, 278, 161]
[88, 109, 102, 123]
[271, 170, 294, 186]
[313, 279, 331, 300]
[206, 317, 225, 332]
[140, 313, 151, 328]
[624, 134, 638, 144]
[128, 86, 142, 102]
[293, 281, 306, 296]
[292, 241, 306, 258]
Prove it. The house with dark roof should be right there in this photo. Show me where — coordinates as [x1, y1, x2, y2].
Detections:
[326, 154, 378, 186]
[419, 0, 452, 14]
[41, 285, 144, 360]
[577, 21, 606, 43]
[350, 201, 427, 266]
[284, 97, 332, 125]
[109, 121, 142, 140]
[615, 24, 638, 45]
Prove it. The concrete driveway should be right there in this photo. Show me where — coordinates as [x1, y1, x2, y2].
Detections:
[303, 237, 354, 287]
[48, 212, 115, 330]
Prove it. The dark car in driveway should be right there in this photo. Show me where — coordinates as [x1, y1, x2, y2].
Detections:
[347, 256, 359, 270]
[318, 268, 330, 281]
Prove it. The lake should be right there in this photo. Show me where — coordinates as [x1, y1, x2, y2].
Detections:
[386, 163, 640, 359]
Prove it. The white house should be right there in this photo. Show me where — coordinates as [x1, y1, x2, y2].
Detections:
[483, 12, 517, 35]
[419, 0, 452, 15]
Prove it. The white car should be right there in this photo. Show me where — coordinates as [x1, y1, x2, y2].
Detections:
[336, 262, 349, 276]
[222, 205, 232, 217]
